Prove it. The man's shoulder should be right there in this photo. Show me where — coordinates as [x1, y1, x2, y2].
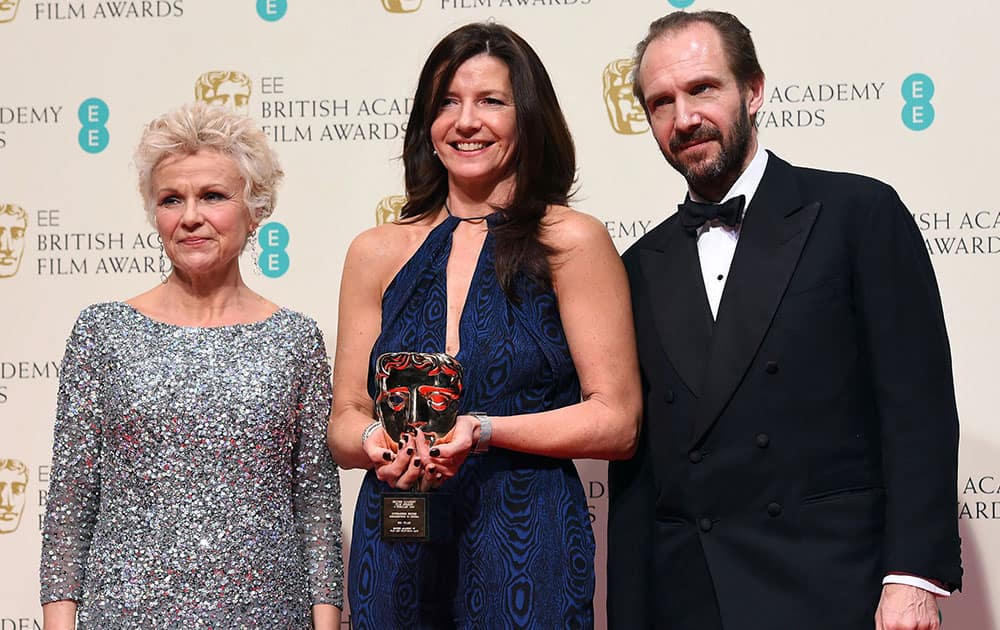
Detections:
[622, 214, 680, 264]
[774, 154, 897, 198]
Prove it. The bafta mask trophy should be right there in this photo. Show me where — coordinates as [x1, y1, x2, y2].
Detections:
[374, 352, 462, 541]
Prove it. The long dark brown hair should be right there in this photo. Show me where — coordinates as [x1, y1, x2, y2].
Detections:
[400, 22, 576, 301]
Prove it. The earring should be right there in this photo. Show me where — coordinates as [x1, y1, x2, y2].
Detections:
[158, 241, 169, 283]
[248, 228, 261, 275]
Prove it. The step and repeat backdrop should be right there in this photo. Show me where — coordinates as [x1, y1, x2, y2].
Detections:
[1, 0, 996, 627]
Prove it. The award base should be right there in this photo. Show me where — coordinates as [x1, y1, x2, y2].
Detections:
[381, 492, 453, 542]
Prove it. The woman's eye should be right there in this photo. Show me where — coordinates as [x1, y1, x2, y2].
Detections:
[158, 196, 180, 207]
[204, 192, 227, 202]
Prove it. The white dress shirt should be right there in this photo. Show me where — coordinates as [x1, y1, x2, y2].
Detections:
[691, 144, 768, 319]
[687, 145, 950, 598]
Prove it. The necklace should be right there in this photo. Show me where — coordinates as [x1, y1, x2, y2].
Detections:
[444, 200, 495, 223]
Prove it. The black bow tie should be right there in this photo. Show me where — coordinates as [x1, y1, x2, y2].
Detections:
[677, 195, 745, 234]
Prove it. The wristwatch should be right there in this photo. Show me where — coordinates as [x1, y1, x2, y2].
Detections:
[470, 412, 492, 454]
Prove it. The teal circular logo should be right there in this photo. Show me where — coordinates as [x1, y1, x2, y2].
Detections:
[901, 73, 935, 131]
[256, 0, 287, 21]
[258, 222, 290, 278]
[78, 98, 109, 124]
[78, 98, 109, 153]
[77, 127, 109, 154]
[668, 0, 696, 7]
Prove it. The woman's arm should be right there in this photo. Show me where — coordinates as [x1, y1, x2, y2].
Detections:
[291, 323, 345, 611]
[40, 308, 106, 621]
[42, 600, 77, 630]
[327, 228, 423, 490]
[311, 603, 342, 629]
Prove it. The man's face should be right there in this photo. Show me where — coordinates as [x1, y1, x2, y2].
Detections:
[637, 22, 763, 198]
[375, 353, 461, 447]
[0, 467, 27, 535]
[0, 210, 28, 278]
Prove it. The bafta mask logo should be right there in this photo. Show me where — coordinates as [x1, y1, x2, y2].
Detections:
[194, 71, 252, 116]
[603, 59, 649, 135]
[375, 352, 462, 449]
[0, 0, 20, 23]
[381, 0, 422, 13]
[375, 195, 407, 226]
[0, 459, 28, 535]
[0, 204, 28, 278]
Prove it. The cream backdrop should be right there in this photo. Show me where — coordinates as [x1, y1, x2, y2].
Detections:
[1, 0, 996, 627]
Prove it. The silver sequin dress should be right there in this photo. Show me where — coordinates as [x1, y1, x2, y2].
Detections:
[39, 302, 343, 628]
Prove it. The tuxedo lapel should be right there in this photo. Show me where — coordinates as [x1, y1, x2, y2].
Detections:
[639, 219, 714, 396]
[690, 157, 821, 445]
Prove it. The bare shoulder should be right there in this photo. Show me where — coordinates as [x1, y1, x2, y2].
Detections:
[344, 218, 440, 292]
[542, 205, 614, 258]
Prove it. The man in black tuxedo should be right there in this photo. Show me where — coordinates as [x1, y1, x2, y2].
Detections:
[608, 11, 962, 630]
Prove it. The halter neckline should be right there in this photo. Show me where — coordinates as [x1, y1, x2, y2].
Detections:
[444, 200, 497, 223]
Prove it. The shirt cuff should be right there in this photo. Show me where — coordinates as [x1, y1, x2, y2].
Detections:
[883, 574, 951, 597]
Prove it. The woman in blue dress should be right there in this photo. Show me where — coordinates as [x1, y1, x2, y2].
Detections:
[328, 22, 641, 629]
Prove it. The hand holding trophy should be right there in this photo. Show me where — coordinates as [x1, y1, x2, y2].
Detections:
[374, 352, 463, 449]
[374, 351, 462, 541]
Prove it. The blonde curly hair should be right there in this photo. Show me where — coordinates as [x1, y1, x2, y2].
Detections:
[134, 102, 283, 225]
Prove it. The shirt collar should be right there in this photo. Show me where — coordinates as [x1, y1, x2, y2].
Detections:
[688, 144, 769, 215]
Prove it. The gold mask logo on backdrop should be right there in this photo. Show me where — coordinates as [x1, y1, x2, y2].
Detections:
[381, 0, 422, 13]
[195, 72, 252, 116]
[376, 195, 407, 226]
[0, 459, 28, 535]
[0, 0, 19, 23]
[603, 59, 648, 135]
[0, 204, 27, 278]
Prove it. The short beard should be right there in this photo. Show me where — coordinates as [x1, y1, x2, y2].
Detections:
[663, 99, 754, 199]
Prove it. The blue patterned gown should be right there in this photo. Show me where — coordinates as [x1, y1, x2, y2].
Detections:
[348, 214, 595, 629]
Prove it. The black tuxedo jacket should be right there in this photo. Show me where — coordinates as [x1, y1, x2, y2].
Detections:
[608, 153, 962, 630]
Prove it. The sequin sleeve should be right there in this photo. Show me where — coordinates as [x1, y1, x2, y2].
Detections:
[39, 307, 106, 603]
[291, 323, 344, 608]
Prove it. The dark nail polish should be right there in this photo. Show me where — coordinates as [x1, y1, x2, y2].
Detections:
[397, 439, 405, 450]
[413, 458, 422, 468]
[406, 447, 414, 456]
[429, 448, 440, 457]
[382, 451, 392, 462]
[427, 465, 437, 474]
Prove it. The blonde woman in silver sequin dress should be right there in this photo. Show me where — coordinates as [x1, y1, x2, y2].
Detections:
[39, 103, 344, 629]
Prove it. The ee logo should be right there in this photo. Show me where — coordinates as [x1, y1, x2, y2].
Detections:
[901, 73, 934, 131]
[78, 98, 109, 153]
[258, 222, 289, 278]
[668, 0, 695, 7]
[257, 0, 287, 21]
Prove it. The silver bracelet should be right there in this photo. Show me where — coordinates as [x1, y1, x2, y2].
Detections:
[470, 412, 492, 454]
[360, 420, 382, 446]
